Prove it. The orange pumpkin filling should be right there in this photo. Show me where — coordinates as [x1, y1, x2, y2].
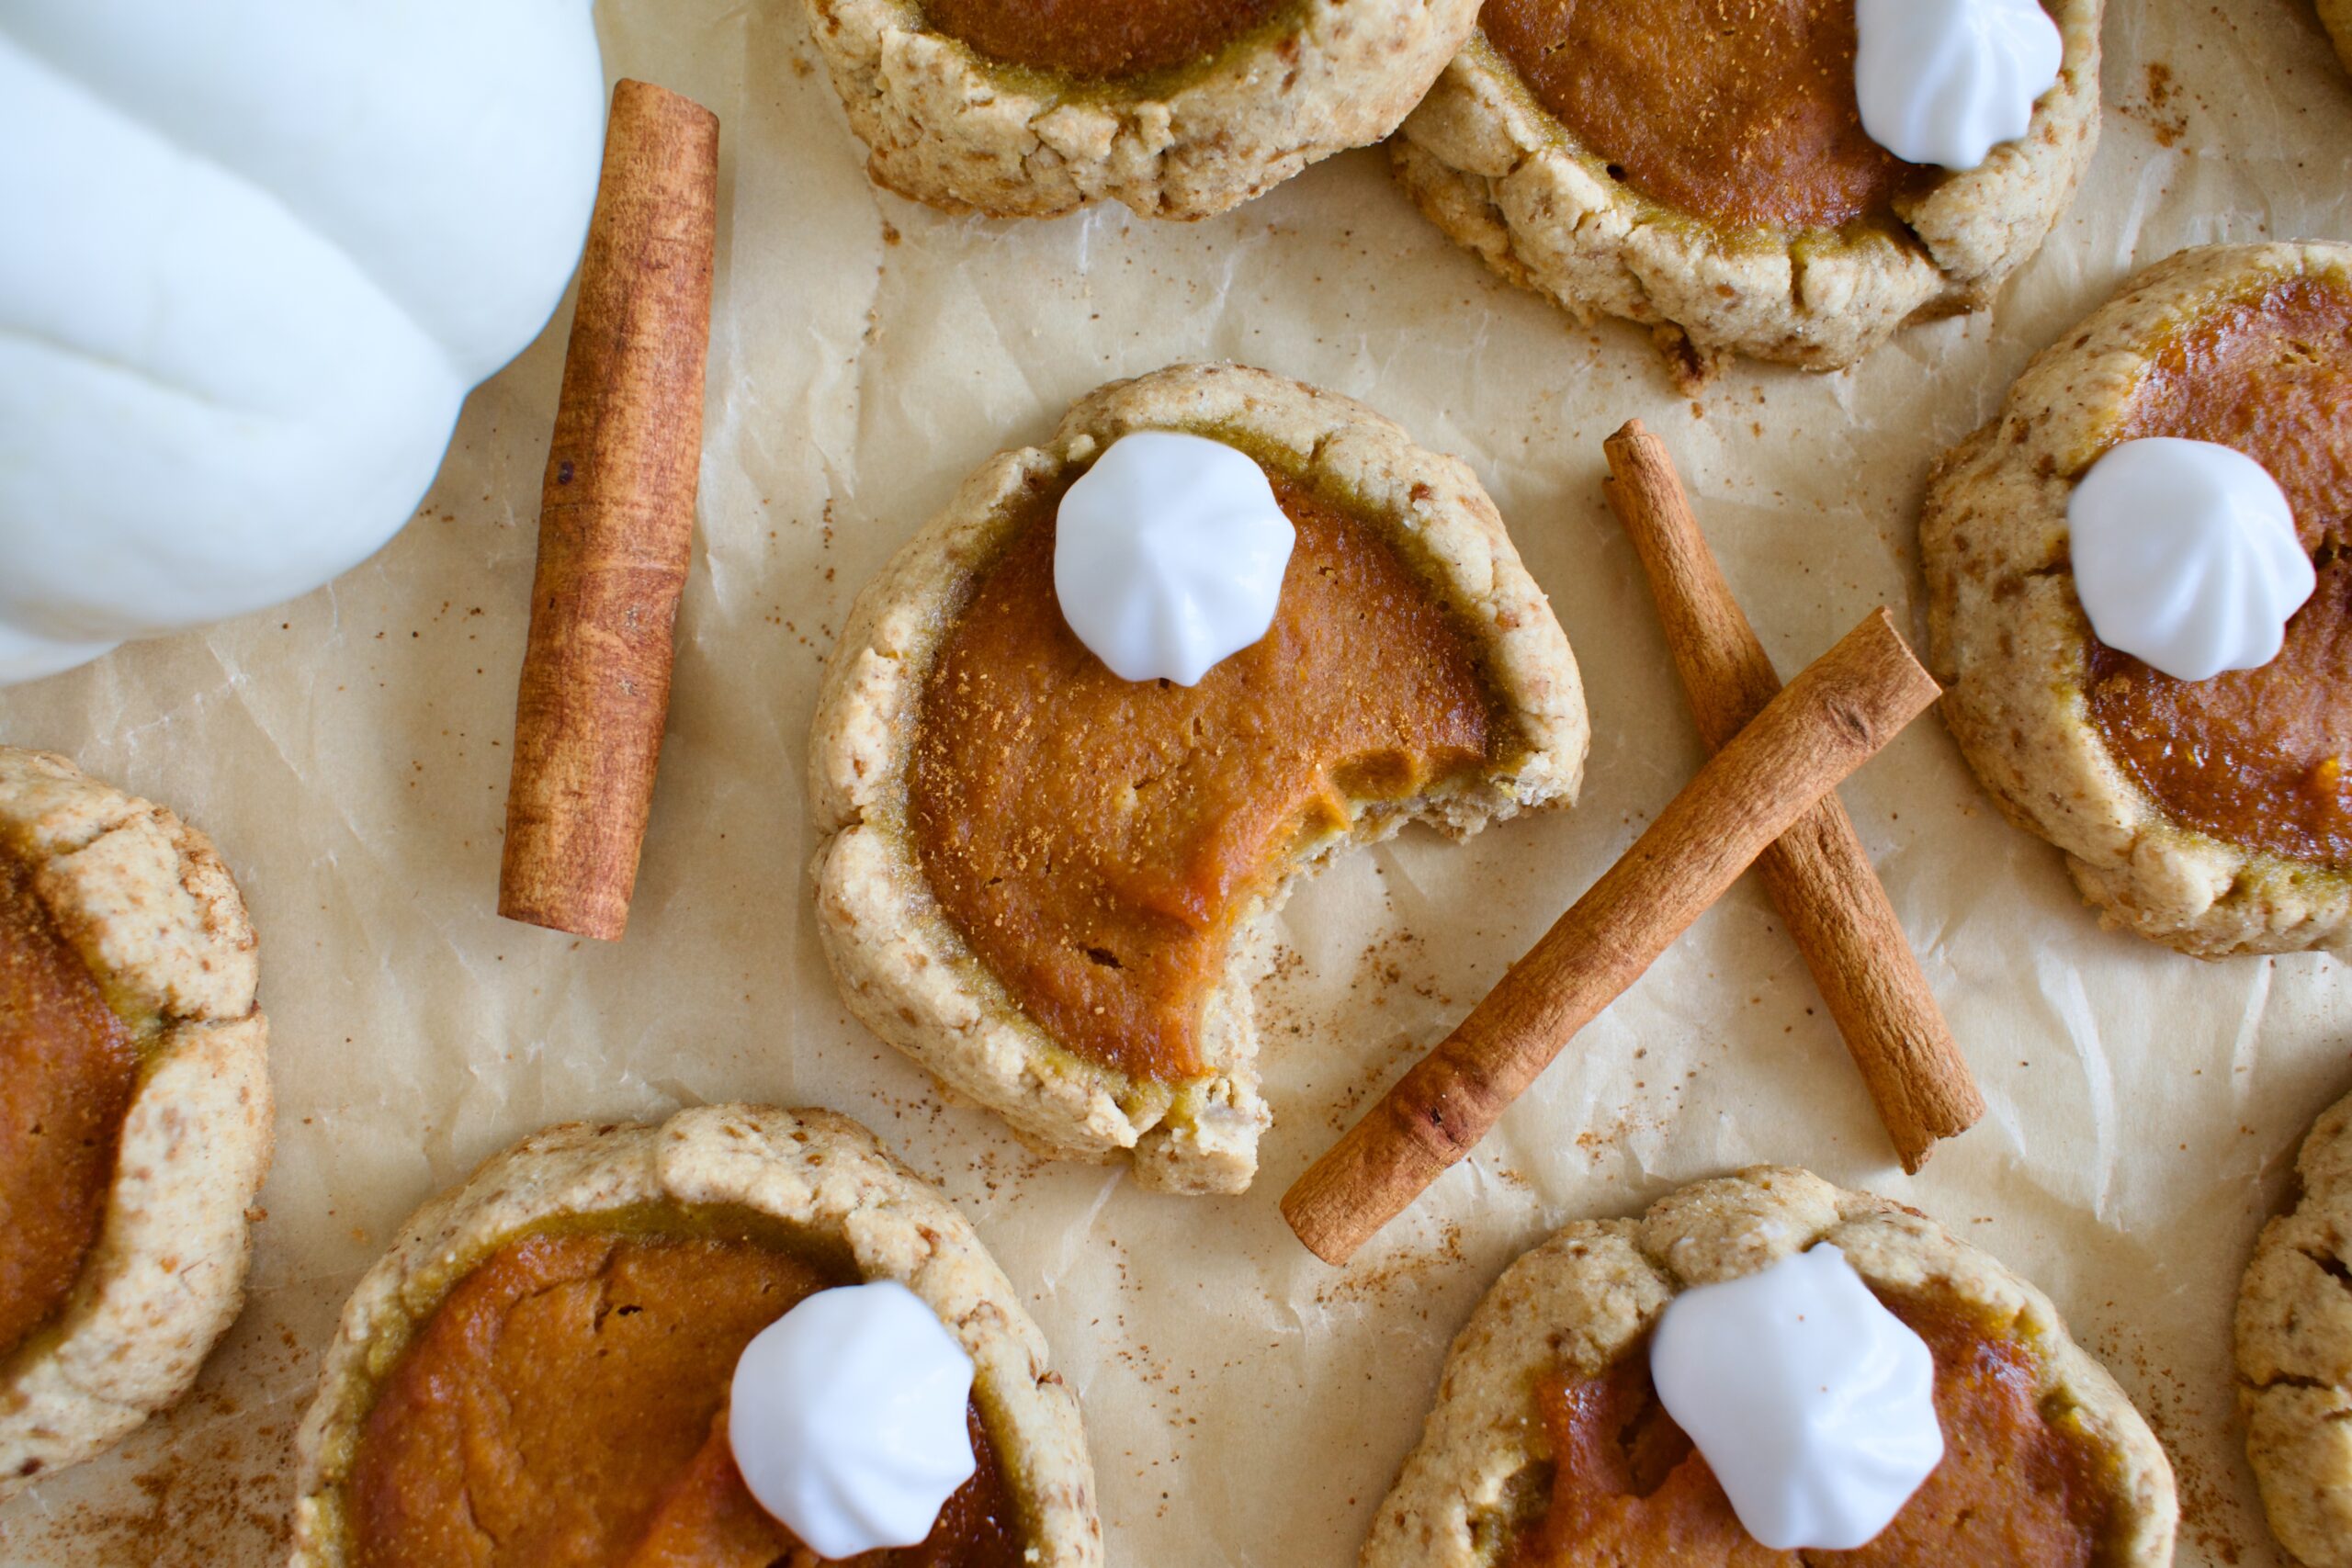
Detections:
[2084, 276, 2352, 867]
[910, 463, 1503, 1083]
[918, 0, 1289, 80]
[1479, 0, 1945, 231]
[0, 845, 136, 1365]
[1509, 1292, 2117, 1566]
[345, 1228, 1023, 1568]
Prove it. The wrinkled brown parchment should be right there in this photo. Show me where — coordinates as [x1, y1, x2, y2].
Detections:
[2, 2, 2348, 1562]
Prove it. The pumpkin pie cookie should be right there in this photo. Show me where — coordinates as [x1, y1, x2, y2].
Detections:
[2237, 1088, 2352, 1567]
[799, 0, 1479, 218]
[288, 1104, 1100, 1567]
[1924, 242, 2352, 956]
[0, 747, 271, 1495]
[809, 364, 1587, 1194]
[1390, 0, 2102, 387]
[1363, 1167, 2177, 1567]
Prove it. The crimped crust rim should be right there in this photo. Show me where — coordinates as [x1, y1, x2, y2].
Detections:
[800, 0, 1480, 220]
[0, 745, 273, 1498]
[2322, 0, 2352, 76]
[2235, 1087, 2352, 1566]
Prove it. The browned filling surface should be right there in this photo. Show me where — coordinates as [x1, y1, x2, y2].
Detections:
[910, 466, 1500, 1083]
[1479, 0, 1941, 231]
[0, 846, 135, 1365]
[1509, 1292, 2118, 1566]
[345, 1231, 1024, 1568]
[2085, 277, 2352, 868]
[917, 0, 1288, 80]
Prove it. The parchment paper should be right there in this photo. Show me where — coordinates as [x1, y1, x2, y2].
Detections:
[3, 3, 2349, 1562]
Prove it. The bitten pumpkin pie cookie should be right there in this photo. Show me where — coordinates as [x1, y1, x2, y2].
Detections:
[0, 747, 271, 1495]
[2238, 1089, 2352, 1567]
[1364, 1168, 2177, 1566]
[1924, 242, 2352, 956]
[809, 364, 1587, 1194]
[799, 0, 1478, 218]
[1391, 0, 2102, 386]
[289, 1105, 1100, 1567]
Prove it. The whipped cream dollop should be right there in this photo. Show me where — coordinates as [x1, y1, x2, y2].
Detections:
[1855, 0, 2064, 169]
[729, 1280, 977, 1560]
[1053, 431, 1295, 686]
[2069, 436, 2313, 682]
[1649, 1245, 1943, 1551]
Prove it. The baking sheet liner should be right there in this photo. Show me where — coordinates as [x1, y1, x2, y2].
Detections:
[2, 2, 2348, 1561]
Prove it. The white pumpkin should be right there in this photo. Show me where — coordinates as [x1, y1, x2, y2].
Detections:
[0, 0, 606, 682]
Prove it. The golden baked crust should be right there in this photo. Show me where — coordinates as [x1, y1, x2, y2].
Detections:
[288, 1104, 1101, 1566]
[0, 746, 272, 1496]
[1922, 241, 2352, 957]
[1389, 6, 2101, 387]
[2237, 1089, 2352, 1566]
[799, 0, 1478, 219]
[2324, 0, 2352, 76]
[1362, 1166, 2177, 1567]
[808, 363, 1588, 1194]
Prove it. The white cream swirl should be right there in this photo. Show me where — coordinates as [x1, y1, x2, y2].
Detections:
[1649, 1245, 1943, 1551]
[1855, 0, 2064, 170]
[1053, 431, 1295, 686]
[2069, 436, 2313, 682]
[729, 1280, 977, 1559]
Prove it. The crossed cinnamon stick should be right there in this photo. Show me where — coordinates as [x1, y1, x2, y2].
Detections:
[1281, 423, 1979, 1265]
[1601, 421, 1983, 1169]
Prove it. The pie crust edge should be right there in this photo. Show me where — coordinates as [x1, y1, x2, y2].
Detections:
[0, 746, 273, 1498]
[2321, 0, 2352, 78]
[2237, 1087, 2352, 1568]
[799, 0, 1480, 220]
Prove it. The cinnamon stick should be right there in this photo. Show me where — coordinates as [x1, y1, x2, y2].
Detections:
[499, 80, 718, 941]
[1603, 421, 1983, 1172]
[1281, 609, 1941, 1265]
